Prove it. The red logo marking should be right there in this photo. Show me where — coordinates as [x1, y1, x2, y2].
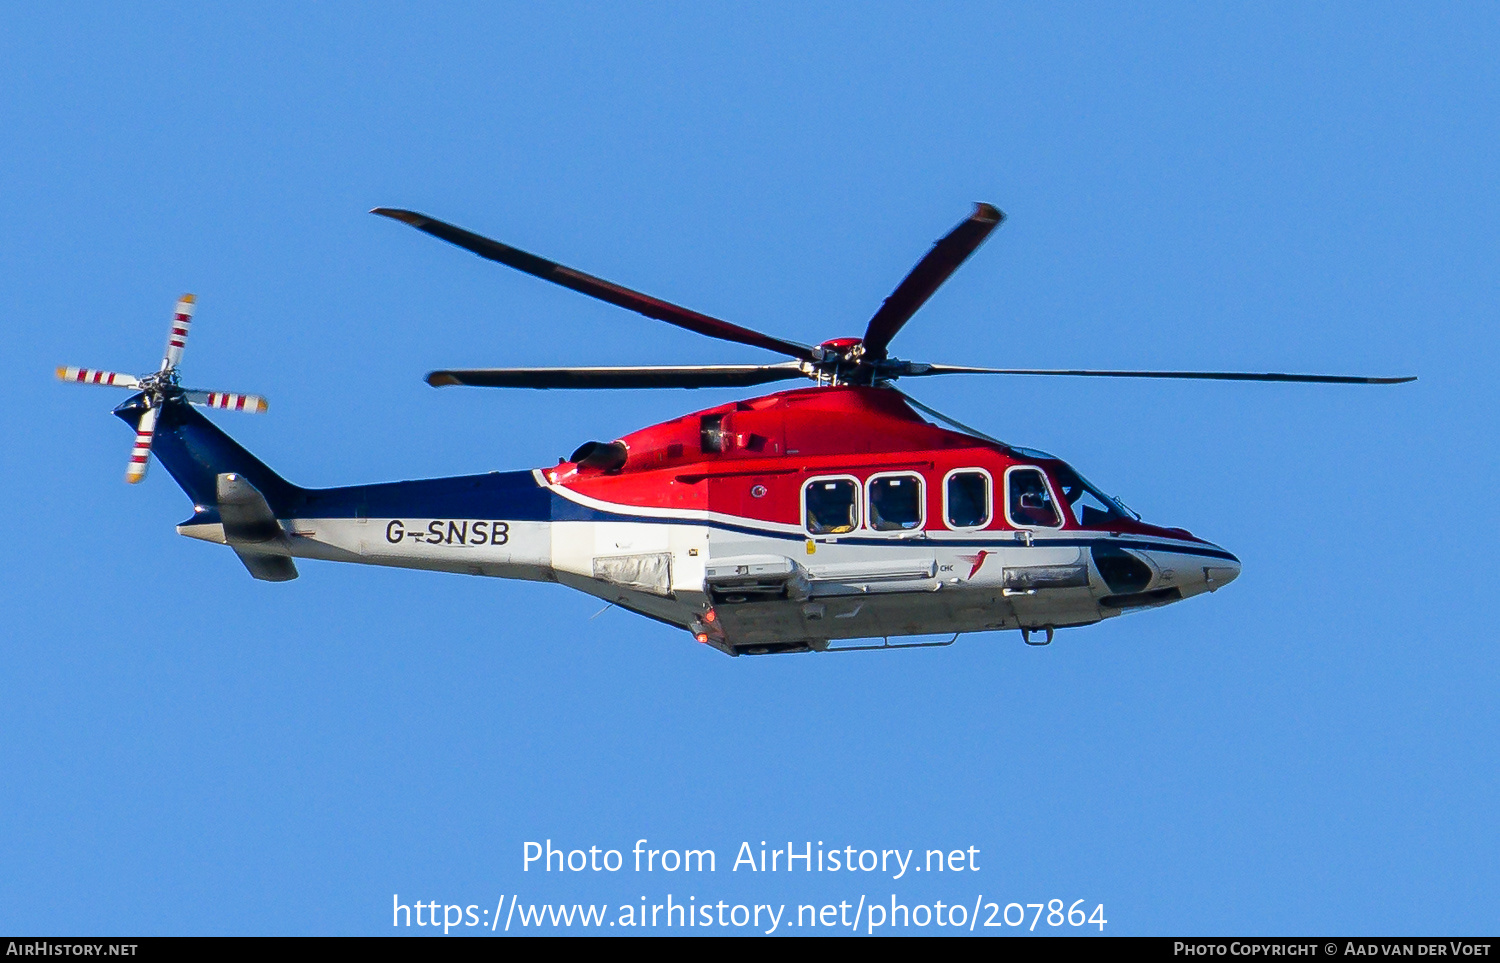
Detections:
[957, 550, 991, 579]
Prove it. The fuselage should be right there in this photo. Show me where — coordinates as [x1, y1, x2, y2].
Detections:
[162, 385, 1240, 656]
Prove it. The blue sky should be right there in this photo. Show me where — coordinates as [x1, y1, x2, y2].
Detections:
[2, 3, 1495, 936]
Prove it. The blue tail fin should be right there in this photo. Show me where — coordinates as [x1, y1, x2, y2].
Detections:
[114, 394, 302, 514]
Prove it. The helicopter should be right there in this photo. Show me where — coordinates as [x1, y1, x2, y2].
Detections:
[59, 204, 1413, 656]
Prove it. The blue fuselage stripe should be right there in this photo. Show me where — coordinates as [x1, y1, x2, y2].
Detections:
[288, 472, 1238, 564]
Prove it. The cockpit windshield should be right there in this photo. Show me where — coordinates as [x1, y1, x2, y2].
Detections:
[1050, 461, 1134, 527]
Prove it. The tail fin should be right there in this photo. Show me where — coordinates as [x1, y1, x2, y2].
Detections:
[113, 394, 302, 514]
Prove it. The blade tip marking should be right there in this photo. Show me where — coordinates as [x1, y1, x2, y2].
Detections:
[371, 207, 424, 226]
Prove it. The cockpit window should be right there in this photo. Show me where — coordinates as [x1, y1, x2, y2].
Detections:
[868, 474, 923, 531]
[1051, 462, 1129, 527]
[1006, 467, 1062, 528]
[805, 478, 859, 534]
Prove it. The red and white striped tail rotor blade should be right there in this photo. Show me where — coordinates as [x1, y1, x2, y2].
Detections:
[56, 366, 142, 389]
[124, 404, 159, 484]
[161, 293, 196, 371]
[182, 389, 269, 413]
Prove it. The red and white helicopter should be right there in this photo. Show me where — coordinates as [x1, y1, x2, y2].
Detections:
[60, 204, 1413, 655]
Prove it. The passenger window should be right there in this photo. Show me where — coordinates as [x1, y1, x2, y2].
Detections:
[805, 479, 858, 534]
[1007, 468, 1061, 528]
[868, 474, 923, 531]
[946, 471, 990, 528]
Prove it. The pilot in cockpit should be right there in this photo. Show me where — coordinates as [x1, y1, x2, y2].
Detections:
[1009, 470, 1060, 527]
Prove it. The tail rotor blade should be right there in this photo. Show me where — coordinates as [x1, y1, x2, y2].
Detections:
[125, 404, 158, 484]
[182, 390, 269, 412]
[56, 367, 142, 389]
[161, 294, 196, 371]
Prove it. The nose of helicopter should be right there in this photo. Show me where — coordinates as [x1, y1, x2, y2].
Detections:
[1203, 549, 1240, 591]
[1182, 544, 1240, 595]
[1091, 538, 1240, 605]
[1126, 541, 1240, 598]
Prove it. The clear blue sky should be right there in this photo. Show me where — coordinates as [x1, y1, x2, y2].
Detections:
[2, 3, 1494, 936]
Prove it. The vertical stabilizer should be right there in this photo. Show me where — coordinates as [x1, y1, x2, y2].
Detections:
[114, 396, 301, 515]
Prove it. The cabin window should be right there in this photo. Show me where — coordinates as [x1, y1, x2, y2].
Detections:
[1006, 467, 1062, 528]
[945, 470, 991, 529]
[805, 478, 859, 534]
[868, 473, 924, 531]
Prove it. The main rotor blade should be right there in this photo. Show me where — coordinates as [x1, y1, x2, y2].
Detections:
[372, 208, 817, 362]
[426, 362, 808, 390]
[909, 365, 1417, 385]
[125, 404, 158, 484]
[161, 294, 196, 371]
[862, 203, 1005, 361]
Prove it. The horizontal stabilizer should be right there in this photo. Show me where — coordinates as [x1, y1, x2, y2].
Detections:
[231, 551, 298, 582]
[217, 472, 298, 582]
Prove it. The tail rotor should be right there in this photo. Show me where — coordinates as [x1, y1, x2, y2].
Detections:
[58, 294, 269, 483]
